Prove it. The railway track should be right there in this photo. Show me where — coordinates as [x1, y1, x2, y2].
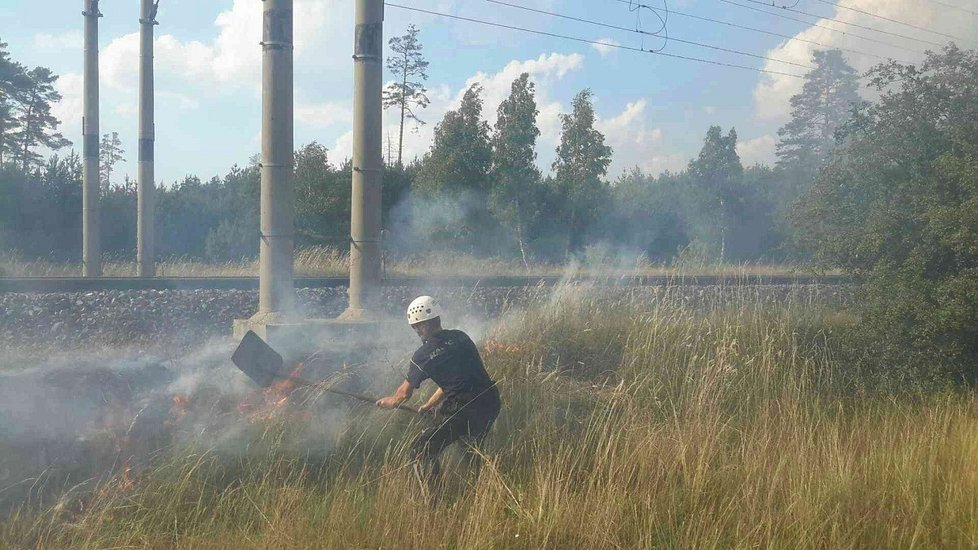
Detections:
[0, 274, 849, 293]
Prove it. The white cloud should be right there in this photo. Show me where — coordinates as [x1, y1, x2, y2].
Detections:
[296, 101, 353, 128]
[592, 99, 693, 178]
[643, 153, 688, 175]
[752, 0, 974, 122]
[536, 101, 564, 152]
[460, 53, 585, 125]
[101, 32, 213, 92]
[33, 31, 83, 51]
[591, 39, 621, 57]
[158, 91, 201, 111]
[98, 0, 334, 91]
[114, 92, 197, 119]
[209, 0, 262, 83]
[598, 99, 648, 135]
[333, 84, 453, 164]
[596, 99, 666, 176]
[737, 134, 777, 166]
[51, 73, 83, 142]
[114, 102, 138, 117]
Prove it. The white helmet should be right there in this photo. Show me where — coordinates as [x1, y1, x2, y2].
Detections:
[407, 295, 441, 325]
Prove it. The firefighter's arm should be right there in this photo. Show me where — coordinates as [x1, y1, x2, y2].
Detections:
[376, 379, 413, 409]
[418, 387, 445, 414]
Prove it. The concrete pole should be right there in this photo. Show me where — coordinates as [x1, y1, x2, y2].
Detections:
[257, 0, 295, 318]
[82, 0, 102, 277]
[137, 0, 157, 277]
[342, 0, 383, 319]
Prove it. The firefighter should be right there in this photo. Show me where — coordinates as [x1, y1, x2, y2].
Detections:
[376, 295, 501, 492]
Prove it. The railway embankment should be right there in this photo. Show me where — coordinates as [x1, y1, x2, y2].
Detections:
[0, 284, 852, 357]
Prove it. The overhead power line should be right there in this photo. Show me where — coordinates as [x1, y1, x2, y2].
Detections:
[735, 0, 945, 47]
[386, 2, 807, 78]
[718, 0, 925, 54]
[608, 0, 907, 62]
[483, 0, 815, 69]
[918, 0, 978, 17]
[810, 0, 976, 44]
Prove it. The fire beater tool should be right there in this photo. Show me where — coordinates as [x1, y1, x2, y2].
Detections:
[231, 330, 419, 413]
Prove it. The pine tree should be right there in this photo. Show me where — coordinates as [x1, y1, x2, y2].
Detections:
[551, 89, 612, 256]
[14, 66, 70, 174]
[490, 73, 542, 267]
[383, 24, 429, 167]
[0, 40, 29, 168]
[776, 49, 862, 176]
[0, 101, 13, 168]
[99, 131, 125, 192]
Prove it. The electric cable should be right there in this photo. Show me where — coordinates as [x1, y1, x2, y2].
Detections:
[630, 0, 668, 36]
[386, 2, 807, 77]
[606, 0, 907, 62]
[810, 0, 976, 44]
[918, 0, 977, 17]
[718, 0, 926, 54]
[630, 0, 669, 53]
[734, 0, 945, 47]
[484, 0, 815, 69]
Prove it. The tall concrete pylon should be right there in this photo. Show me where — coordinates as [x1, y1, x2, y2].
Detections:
[256, 0, 295, 319]
[137, 0, 158, 278]
[342, 0, 383, 319]
[82, 0, 102, 277]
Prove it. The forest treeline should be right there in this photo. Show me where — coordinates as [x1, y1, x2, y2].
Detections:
[0, 44, 863, 266]
[2, 34, 977, 380]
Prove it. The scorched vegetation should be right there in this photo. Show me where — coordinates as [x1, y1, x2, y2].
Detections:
[2, 284, 976, 549]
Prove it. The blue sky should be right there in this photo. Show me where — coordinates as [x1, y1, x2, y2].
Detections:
[1, 0, 973, 185]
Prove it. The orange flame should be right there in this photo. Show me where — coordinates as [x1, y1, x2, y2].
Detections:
[120, 462, 135, 492]
[483, 338, 522, 355]
[238, 362, 306, 422]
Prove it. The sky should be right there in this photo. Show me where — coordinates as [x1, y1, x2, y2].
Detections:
[1, 0, 975, 185]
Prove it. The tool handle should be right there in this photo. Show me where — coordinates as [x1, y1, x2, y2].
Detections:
[326, 387, 421, 414]
[285, 375, 420, 414]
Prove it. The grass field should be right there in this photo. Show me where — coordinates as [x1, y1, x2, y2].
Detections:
[1, 285, 975, 549]
[0, 246, 828, 278]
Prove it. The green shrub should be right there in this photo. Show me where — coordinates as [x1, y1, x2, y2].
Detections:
[796, 45, 978, 383]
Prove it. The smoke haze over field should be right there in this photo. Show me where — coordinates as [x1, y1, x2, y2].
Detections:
[0, 282, 521, 512]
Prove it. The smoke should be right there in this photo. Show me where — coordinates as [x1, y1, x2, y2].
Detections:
[0, 282, 513, 512]
[384, 187, 512, 259]
[0, 270, 620, 516]
[0, 329, 402, 514]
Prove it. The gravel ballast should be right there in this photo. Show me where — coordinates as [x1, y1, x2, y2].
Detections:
[0, 284, 851, 359]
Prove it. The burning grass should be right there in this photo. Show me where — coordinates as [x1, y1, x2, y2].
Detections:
[1, 284, 976, 549]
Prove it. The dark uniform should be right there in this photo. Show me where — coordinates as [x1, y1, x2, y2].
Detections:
[406, 329, 501, 481]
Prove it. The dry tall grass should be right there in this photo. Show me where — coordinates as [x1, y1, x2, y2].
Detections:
[2, 285, 974, 549]
[0, 247, 820, 278]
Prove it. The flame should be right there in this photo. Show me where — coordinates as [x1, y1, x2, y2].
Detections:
[238, 362, 306, 422]
[120, 462, 134, 492]
[483, 338, 522, 355]
[96, 460, 136, 499]
[171, 394, 189, 410]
